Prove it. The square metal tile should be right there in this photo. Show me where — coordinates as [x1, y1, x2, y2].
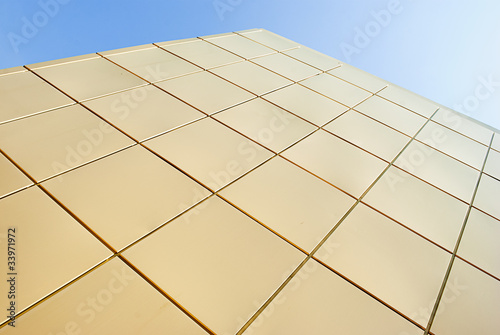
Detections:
[31, 57, 147, 101]
[122, 196, 304, 335]
[282, 130, 388, 198]
[484, 148, 500, 180]
[4, 258, 208, 334]
[328, 64, 388, 93]
[324, 110, 410, 161]
[213, 98, 317, 152]
[416, 120, 489, 169]
[394, 141, 480, 203]
[144, 117, 273, 191]
[458, 208, 500, 279]
[363, 166, 469, 251]
[105, 46, 202, 82]
[219, 157, 355, 252]
[210, 60, 293, 96]
[378, 85, 438, 118]
[239, 29, 299, 51]
[251, 53, 321, 82]
[283, 46, 341, 71]
[155, 71, 255, 115]
[0, 152, 32, 198]
[0, 105, 134, 182]
[0, 187, 111, 322]
[241, 259, 423, 335]
[42, 145, 210, 250]
[0, 71, 74, 124]
[317, 203, 451, 327]
[431, 108, 493, 145]
[355, 95, 427, 136]
[82, 85, 205, 142]
[473, 174, 500, 220]
[158, 39, 243, 69]
[263, 83, 348, 126]
[204, 34, 276, 59]
[301, 73, 372, 107]
[431, 259, 500, 335]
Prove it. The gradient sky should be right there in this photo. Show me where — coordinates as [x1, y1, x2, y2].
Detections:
[1, 0, 499, 129]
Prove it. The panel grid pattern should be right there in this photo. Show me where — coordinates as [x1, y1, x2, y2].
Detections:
[0, 29, 499, 335]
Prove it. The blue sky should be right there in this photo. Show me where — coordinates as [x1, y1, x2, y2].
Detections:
[1, 0, 499, 130]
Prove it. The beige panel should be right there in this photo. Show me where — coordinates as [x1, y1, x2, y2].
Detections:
[283, 46, 341, 71]
[416, 121, 489, 169]
[210, 61, 292, 96]
[431, 259, 500, 335]
[42, 146, 210, 250]
[99, 43, 155, 56]
[219, 157, 355, 252]
[242, 259, 423, 335]
[159, 39, 243, 69]
[105, 47, 202, 82]
[27, 53, 99, 70]
[378, 85, 438, 117]
[324, 110, 410, 161]
[205, 34, 276, 59]
[282, 130, 388, 197]
[144, 117, 273, 191]
[432, 108, 493, 145]
[394, 141, 480, 202]
[0, 187, 111, 322]
[0, 105, 134, 182]
[484, 148, 500, 180]
[317, 203, 450, 327]
[363, 166, 469, 251]
[251, 53, 321, 81]
[83, 85, 205, 142]
[123, 196, 304, 335]
[240, 29, 299, 51]
[0, 258, 208, 334]
[355, 95, 427, 136]
[32, 57, 147, 101]
[301, 73, 372, 107]
[328, 64, 388, 93]
[263, 84, 348, 126]
[213, 98, 317, 152]
[156, 71, 255, 115]
[0, 66, 26, 76]
[458, 208, 500, 278]
[492, 133, 500, 151]
[0, 71, 73, 124]
[473, 174, 500, 220]
[0, 153, 32, 198]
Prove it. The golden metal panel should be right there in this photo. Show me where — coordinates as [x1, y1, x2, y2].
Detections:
[0, 187, 111, 322]
[0, 104, 134, 182]
[210, 61, 293, 96]
[0, 71, 73, 124]
[364, 166, 469, 251]
[324, 110, 410, 161]
[205, 34, 276, 59]
[42, 145, 210, 250]
[432, 108, 493, 145]
[301, 73, 372, 107]
[123, 196, 304, 335]
[144, 117, 273, 191]
[484, 148, 500, 179]
[282, 130, 388, 198]
[473, 174, 500, 220]
[155, 71, 255, 115]
[283, 46, 341, 71]
[219, 157, 355, 252]
[213, 98, 317, 152]
[0, 153, 32, 198]
[263, 83, 348, 126]
[328, 64, 388, 93]
[32, 57, 147, 101]
[251, 53, 321, 82]
[83, 85, 205, 142]
[378, 85, 438, 118]
[239, 29, 299, 51]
